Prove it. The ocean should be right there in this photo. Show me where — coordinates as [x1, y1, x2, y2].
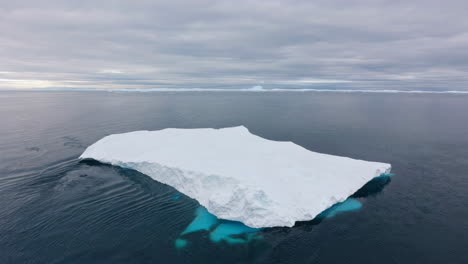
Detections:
[1, 91, 468, 263]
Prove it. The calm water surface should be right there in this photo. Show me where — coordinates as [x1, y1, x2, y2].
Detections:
[1, 91, 468, 263]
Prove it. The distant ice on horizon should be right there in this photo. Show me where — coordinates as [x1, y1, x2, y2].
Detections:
[105, 87, 468, 94]
[7, 85, 468, 94]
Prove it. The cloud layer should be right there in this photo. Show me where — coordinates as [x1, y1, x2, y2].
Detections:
[1, 0, 468, 90]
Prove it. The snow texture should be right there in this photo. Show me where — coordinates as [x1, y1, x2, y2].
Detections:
[80, 126, 391, 228]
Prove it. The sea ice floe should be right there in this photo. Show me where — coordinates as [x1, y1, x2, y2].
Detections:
[80, 126, 391, 228]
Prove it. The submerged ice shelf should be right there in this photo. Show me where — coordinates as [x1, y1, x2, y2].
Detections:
[80, 126, 391, 228]
[175, 206, 260, 248]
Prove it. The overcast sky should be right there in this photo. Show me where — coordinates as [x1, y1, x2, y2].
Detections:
[1, 0, 468, 90]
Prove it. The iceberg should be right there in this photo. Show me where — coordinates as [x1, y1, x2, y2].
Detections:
[80, 126, 391, 228]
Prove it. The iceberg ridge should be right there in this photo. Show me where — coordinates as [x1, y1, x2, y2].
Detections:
[80, 126, 391, 228]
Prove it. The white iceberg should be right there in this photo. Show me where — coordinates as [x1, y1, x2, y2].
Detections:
[80, 126, 391, 228]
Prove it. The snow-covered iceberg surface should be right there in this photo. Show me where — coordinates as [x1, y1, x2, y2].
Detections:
[80, 126, 391, 228]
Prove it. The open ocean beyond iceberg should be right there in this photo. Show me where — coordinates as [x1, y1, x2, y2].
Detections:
[1, 91, 468, 263]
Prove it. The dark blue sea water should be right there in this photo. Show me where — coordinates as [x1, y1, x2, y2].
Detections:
[1, 91, 468, 263]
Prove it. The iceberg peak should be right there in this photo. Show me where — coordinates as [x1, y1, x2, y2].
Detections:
[80, 126, 391, 228]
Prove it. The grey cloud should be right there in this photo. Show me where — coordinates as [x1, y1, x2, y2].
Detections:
[1, 0, 468, 90]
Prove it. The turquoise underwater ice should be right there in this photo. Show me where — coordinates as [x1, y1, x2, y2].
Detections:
[210, 221, 259, 244]
[176, 206, 260, 248]
[174, 238, 188, 249]
[318, 198, 363, 218]
[181, 207, 218, 235]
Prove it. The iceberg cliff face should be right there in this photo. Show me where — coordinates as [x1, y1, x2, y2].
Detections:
[80, 126, 391, 228]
